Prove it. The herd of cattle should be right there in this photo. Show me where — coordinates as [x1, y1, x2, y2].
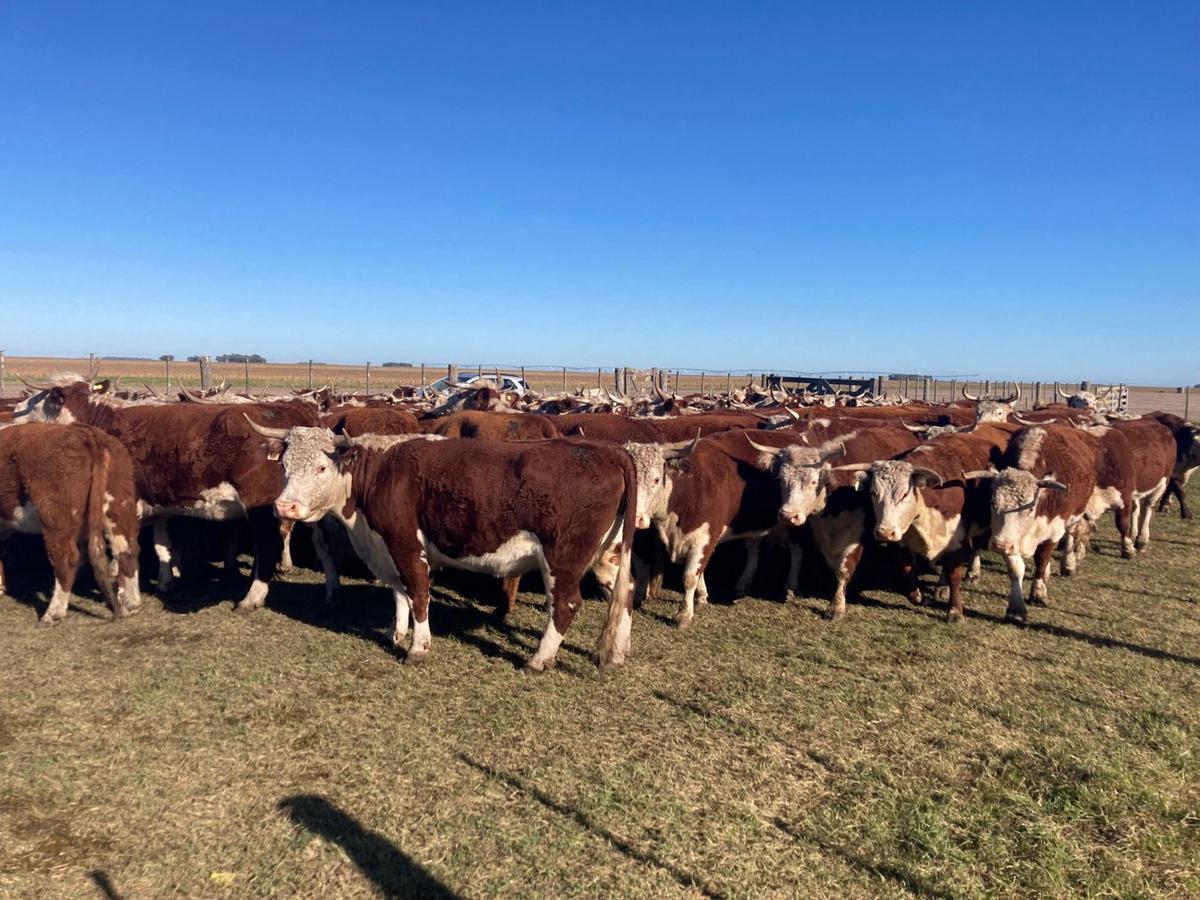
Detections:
[1, 367, 1196, 672]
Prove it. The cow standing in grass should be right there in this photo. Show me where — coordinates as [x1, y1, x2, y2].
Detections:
[251, 424, 638, 672]
[0, 423, 141, 623]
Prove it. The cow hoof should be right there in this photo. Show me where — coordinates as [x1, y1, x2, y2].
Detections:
[37, 616, 61, 627]
[524, 657, 556, 674]
[1134, 541, 1148, 552]
[1183, 511, 1194, 521]
[1121, 548, 1136, 560]
[596, 656, 624, 674]
[1004, 611, 1027, 627]
[673, 611, 693, 629]
[935, 586, 950, 602]
[822, 606, 845, 622]
[907, 591, 925, 606]
[785, 590, 797, 604]
[404, 650, 428, 666]
[946, 609, 964, 624]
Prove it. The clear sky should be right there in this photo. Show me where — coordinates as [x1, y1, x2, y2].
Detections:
[2, 2, 1196, 383]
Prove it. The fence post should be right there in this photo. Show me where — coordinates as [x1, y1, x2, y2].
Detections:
[448, 363, 457, 384]
[88, 352, 95, 376]
[308, 360, 314, 390]
[561, 367, 567, 391]
[520, 366, 526, 387]
[244, 359, 250, 393]
[199, 356, 212, 390]
[1186, 386, 1191, 420]
[597, 367, 602, 389]
[0, 349, 5, 396]
[366, 362, 372, 394]
[164, 356, 170, 392]
[613, 368, 621, 393]
[922, 377, 928, 403]
[699, 372, 705, 394]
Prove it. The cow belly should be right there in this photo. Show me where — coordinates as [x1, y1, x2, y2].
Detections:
[422, 529, 544, 578]
[904, 509, 963, 560]
[1133, 477, 1168, 503]
[1085, 485, 1124, 520]
[1016, 515, 1068, 559]
[139, 482, 246, 521]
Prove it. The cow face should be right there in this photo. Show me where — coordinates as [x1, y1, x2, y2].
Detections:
[974, 399, 1015, 424]
[273, 427, 353, 523]
[984, 468, 1068, 557]
[747, 439, 844, 526]
[863, 460, 942, 542]
[623, 441, 693, 528]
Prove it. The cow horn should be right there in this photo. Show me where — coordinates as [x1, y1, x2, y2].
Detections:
[1038, 477, 1069, 492]
[785, 406, 801, 420]
[142, 383, 164, 401]
[961, 385, 979, 402]
[180, 386, 218, 403]
[242, 414, 291, 440]
[745, 435, 783, 457]
[1010, 414, 1046, 426]
[16, 373, 56, 391]
[832, 462, 872, 473]
[898, 419, 927, 433]
[662, 435, 700, 460]
[963, 469, 999, 480]
[87, 358, 101, 381]
[1055, 383, 1068, 400]
[818, 442, 846, 464]
[999, 383, 1020, 404]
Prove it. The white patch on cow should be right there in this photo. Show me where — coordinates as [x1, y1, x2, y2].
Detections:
[1014, 427, 1046, 471]
[811, 506, 868, 618]
[7, 501, 43, 535]
[1003, 553, 1027, 621]
[1084, 485, 1124, 521]
[527, 620, 565, 671]
[904, 505, 963, 560]
[39, 579, 72, 624]
[410, 615, 432, 657]
[238, 578, 269, 610]
[422, 530, 545, 580]
[391, 587, 411, 645]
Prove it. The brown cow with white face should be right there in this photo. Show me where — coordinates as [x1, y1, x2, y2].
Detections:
[1, 423, 141, 623]
[255, 425, 637, 671]
[962, 384, 1021, 424]
[1149, 413, 1200, 519]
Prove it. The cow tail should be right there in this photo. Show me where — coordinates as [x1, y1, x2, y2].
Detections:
[85, 442, 119, 611]
[595, 453, 638, 671]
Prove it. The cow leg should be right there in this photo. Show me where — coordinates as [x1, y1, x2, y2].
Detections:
[499, 576, 520, 619]
[402, 557, 433, 665]
[733, 538, 760, 598]
[944, 555, 968, 623]
[1136, 487, 1165, 550]
[825, 542, 864, 621]
[646, 539, 665, 604]
[785, 537, 803, 602]
[152, 519, 180, 590]
[39, 534, 80, 625]
[1059, 528, 1076, 576]
[966, 549, 982, 582]
[631, 550, 650, 609]
[1178, 479, 1194, 520]
[1002, 553, 1028, 625]
[235, 507, 281, 612]
[676, 545, 711, 629]
[223, 523, 241, 572]
[898, 551, 923, 605]
[527, 566, 583, 672]
[390, 585, 411, 647]
[1113, 502, 1135, 558]
[310, 521, 342, 604]
[696, 572, 710, 607]
[278, 520, 295, 572]
[1030, 540, 1055, 606]
[0, 556, 6, 595]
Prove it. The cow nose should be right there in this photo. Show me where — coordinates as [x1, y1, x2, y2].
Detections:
[875, 527, 897, 542]
[780, 510, 804, 527]
[275, 500, 301, 520]
[635, 515, 650, 529]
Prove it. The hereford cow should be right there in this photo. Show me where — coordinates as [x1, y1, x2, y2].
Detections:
[321, 406, 422, 437]
[1149, 412, 1200, 519]
[425, 410, 561, 441]
[0, 423, 141, 623]
[844, 423, 1019, 621]
[12, 377, 318, 609]
[251, 424, 637, 671]
[965, 425, 1099, 623]
[743, 425, 921, 618]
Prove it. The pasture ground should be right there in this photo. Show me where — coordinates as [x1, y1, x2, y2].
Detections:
[1, 493, 1199, 898]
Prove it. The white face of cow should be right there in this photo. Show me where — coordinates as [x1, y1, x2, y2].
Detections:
[274, 427, 353, 523]
[974, 400, 1014, 424]
[863, 460, 940, 542]
[753, 443, 842, 526]
[623, 442, 680, 528]
[987, 468, 1067, 557]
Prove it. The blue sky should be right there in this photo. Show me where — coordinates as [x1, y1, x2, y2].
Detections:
[1, 2, 1196, 382]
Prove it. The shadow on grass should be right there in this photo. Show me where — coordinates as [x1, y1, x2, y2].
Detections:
[772, 817, 952, 899]
[458, 753, 725, 899]
[89, 870, 122, 900]
[278, 794, 458, 898]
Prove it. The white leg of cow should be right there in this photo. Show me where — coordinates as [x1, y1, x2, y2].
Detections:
[528, 605, 566, 672]
[310, 523, 341, 604]
[153, 520, 179, 590]
[825, 542, 862, 621]
[696, 572, 710, 606]
[967, 550, 982, 582]
[785, 539, 803, 603]
[1135, 489, 1163, 550]
[676, 549, 705, 628]
[408, 612, 432, 661]
[1060, 530, 1076, 576]
[238, 578, 270, 611]
[1003, 554, 1028, 625]
[39, 579, 72, 625]
[279, 521, 295, 572]
[391, 586, 411, 646]
[118, 574, 142, 613]
[734, 539, 760, 598]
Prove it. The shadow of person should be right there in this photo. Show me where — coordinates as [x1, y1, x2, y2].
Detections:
[278, 794, 459, 898]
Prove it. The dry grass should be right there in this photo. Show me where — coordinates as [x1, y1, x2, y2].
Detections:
[2, 486, 1198, 898]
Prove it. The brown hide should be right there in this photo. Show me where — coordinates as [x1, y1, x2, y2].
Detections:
[427, 410, 560, 441]
[321, 406, 422, 437]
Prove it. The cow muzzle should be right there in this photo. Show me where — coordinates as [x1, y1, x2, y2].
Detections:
[874, 526, 901, 542]
[274, 499, 307, 521]
[635, 514, 651, 529]
[779, 509, 808, 528]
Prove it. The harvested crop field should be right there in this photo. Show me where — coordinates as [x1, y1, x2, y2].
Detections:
[1, 488, 1198, 898]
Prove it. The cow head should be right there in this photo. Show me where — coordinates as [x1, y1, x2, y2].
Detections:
[623, 438, 697, 528]
[745, 435, 845, 526]
[963, 384, 1020, 423]
[967, 468, 1068, 557]
[1055, 383, 1113, 410]
[12, 376, 102, 424]
[849, 459, 943, 542]
[1178, 425, 1200, 479]
[245, 420, 353, 523]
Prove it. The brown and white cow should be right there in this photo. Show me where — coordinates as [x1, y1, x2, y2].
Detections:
[1149, 412, 1200, 519]
[425, 410, 561, 441]
[13, 377, 318, 609]
[962, 384, 1022, 424]
[846, 423, 1019, 621]
[965, 425, 1099, 624]
[320, 406, 422, 437]
[743, 425, 921, 618]
[252, 425, 637, 671]
[0, 423, 141, 623]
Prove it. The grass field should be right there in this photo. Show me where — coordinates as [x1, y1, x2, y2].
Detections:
[1, 488, 1198, 898]
[3, 356, 1191, 417]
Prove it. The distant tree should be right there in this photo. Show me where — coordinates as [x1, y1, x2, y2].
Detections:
[215, 353, 267, 364]
[158, 354, 175, 362]
[381, 361, 412, 368]
[186, 355, 201, 362]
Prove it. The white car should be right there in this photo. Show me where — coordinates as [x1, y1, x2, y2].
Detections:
[426, 373, 531, 397]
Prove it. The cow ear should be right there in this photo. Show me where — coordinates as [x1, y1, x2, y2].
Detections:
[335, 445, 361, 469]
[853, 470, 869, 491]
[92, 379, 111, 393]
[911, 467, 942, 488]
[262, 439, 284, 461]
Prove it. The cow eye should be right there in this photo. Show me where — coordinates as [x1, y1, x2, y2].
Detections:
[317, 465, 327, 474]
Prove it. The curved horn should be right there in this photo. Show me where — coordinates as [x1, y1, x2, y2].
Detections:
[898, 418, 927, 433]
[87, 357, 101, 381]
[1055, 383, 1068, 400]
[745, 434, 783, 457]
[16, 373, 56, 391]
[818, 442, 846, 465]
[1038, 477, 1069, 492]
[961, 385, 979, 402]
[911, 466, 943, 487]
[785, 406, 801, 420]
[963, 469, 999, 480]
[999, 383, 1020, 404]
[142, 383, 164, 401]
[242, 414, 291, 440]
[179, 386, 219, 403]
[1011, 414, 1052, 426]
[832, 462, 872, 473]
